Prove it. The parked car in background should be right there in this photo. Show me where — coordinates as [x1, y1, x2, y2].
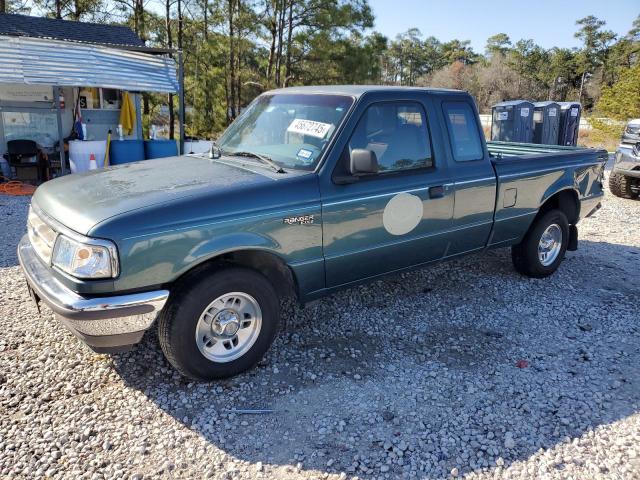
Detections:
[621, 119, 640, 145]
[19, 86, 607, 381]
[610, 142, 640, 199]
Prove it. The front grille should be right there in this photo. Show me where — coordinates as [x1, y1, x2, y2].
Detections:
[27, 207, 57, 264]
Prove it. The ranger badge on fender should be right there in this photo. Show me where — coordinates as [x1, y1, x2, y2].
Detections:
[283, 214, 314, 225]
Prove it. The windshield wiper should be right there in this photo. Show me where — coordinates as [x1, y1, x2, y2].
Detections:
[227, 151, 286, 174]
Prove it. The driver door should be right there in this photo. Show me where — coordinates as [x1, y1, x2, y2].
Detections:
[320, 96, 454, 287]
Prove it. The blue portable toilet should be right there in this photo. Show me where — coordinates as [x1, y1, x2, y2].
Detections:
[558, 102, 582, 146]
[533, 101, 561, 145]
[491, 100, 534, 143]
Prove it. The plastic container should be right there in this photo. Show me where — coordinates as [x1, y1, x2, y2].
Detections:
[0, 157, 11, 178]
[109, 140, 145, 165]
[69, 140, 107, 173]
[144, 139, 178, 160]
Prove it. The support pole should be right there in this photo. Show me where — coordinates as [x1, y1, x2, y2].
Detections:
[134, 93, 143, 140]
[53, 86, 66, 175]
[178, 50, 185, 155]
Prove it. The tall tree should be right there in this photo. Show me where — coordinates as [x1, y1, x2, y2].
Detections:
[485, 33, 511, 58]
[32, 0, 105, 20]
[574, 15, 616, 104]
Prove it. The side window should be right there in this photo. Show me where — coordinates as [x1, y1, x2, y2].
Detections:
[348, 101, 433, 173]
[443, 101, 483, 162]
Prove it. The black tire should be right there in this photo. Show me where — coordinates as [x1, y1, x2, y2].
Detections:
[609, 172, 639, 199]
[511, 209, 569, 278]
[158, 266, 279, 381]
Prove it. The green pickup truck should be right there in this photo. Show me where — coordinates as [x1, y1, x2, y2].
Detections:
[19, 86, 607, 380]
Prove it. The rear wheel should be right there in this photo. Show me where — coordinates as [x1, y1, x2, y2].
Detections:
[158, 267, 280, 381]
[511, 209, 569, 278]
[609, 172, 639, 199]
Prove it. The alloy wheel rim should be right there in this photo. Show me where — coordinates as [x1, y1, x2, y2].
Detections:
[538, 224, 562, 266]
[195, 292, 262, 363]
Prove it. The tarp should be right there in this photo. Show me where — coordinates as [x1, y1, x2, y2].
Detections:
[0, 35, 178, 93]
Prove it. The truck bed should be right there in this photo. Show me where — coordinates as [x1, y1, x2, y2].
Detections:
[487, 140, 588, 158]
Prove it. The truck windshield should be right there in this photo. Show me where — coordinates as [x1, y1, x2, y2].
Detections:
[217, 93, 354, 171]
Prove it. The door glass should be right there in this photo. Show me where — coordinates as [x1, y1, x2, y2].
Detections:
[443, 101, 483, 162]
[349, 102, 433, 172]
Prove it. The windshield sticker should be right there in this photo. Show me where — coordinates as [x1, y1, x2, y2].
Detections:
[287, 119, 333, 139]
[296, 148, 314, 163]
[520, 108, 530, 117]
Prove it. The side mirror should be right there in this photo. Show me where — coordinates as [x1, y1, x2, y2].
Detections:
[350, 149, 378, 176]
[633, 142, 640, 157]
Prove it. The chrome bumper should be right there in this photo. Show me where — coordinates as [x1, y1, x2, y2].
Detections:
[18, 235, 169, 352]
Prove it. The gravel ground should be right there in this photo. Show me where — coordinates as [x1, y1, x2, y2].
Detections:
[1, 181, 639, 480]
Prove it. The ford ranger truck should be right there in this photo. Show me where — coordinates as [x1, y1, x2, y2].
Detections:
[19, 86, 607, 381]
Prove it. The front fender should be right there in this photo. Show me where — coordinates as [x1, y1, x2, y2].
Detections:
[110, 206, 323, 294]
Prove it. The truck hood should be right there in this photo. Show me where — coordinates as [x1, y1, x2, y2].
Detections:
[33, 155, 282, 235]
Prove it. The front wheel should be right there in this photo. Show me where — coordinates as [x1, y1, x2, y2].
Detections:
[158, 267, 280, 381]
[511, 209, 569, 278]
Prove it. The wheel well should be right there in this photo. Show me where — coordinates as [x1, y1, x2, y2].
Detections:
[177, 250, 299, 300]
[538, 189, 580, 225]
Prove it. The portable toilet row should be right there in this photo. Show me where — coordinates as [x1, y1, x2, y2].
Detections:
[491, 100, 581, 146]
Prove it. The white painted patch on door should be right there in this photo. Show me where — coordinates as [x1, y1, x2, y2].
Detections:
[382, 192, 424, 236]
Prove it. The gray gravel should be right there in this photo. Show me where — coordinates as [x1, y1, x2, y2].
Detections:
[1, 182, 639, 480]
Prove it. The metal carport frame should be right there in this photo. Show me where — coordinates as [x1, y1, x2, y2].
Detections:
[0, 35, 185, 174]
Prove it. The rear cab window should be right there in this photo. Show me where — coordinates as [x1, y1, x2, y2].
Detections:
[442, 101, 484, 162]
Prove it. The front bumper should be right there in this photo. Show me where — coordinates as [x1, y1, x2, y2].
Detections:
[18, 235, 169, 353]
[613, 146, 640, 178]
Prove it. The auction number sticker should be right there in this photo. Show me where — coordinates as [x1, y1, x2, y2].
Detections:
[520, 108, 530, 117]
[287, 119, 333, 139]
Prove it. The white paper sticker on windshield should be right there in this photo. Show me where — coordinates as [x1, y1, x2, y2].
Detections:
[520, 108, 530, 117]
[287, 119, 333, 139]
[497, 111, 508, 121]
[570, 108, 579, 117]
[297, 148, 313, 159]
[549, 108, 557, 117]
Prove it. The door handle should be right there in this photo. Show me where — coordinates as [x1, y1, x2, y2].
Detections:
[429, 185, 445, 198]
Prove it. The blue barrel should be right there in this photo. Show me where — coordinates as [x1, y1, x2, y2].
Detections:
[144, 139, 178, 160]
[109, 140, 145, 165]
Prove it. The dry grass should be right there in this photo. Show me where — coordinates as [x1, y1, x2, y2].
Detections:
[578, 128, 619, 152]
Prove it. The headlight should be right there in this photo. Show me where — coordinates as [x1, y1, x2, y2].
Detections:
[52, 234, 118, 279]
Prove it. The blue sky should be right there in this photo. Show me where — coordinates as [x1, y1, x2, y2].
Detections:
[368, 0, 638, 52]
